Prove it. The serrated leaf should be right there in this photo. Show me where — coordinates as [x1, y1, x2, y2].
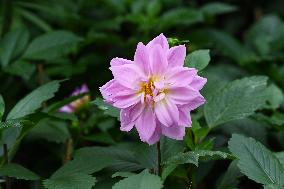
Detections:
[204, 76, 268, 128]
[163, 150, 231, 179]
[201, 2, 237, 16]
[24, 31, 82, 60]
[0, 28, 29, 67]
[0, 163, 40, 180]
[0, 95, 4, 120]
[275, 152, 284, 168]
[217, 160, 243, 189]
[112, 170, 163, 189]
[228, 134, 284, 186]
[92, 98, 119, 118]
[7, 80, 61, 120]
[185, 49, 210, 71]
[44, 173, 96, 189]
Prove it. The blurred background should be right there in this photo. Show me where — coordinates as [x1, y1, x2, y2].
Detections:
[0, 0, 284, 188]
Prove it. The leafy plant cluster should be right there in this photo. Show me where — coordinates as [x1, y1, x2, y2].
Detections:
[0, 0, 284, 189]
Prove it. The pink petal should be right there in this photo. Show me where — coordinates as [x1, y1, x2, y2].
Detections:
[165, 67, 197, 87]
[134, 42, 150, 76]
[146, 33, 169, 50]
[167, 45, 186, 67]
[110, 64, 145, 90]
[120, 103, 144, 132]
[113, 92, 141, 109]
[146, 123, 162, 145]
[149, 44, 168, 75]
[111, 58, 133, 67]
[59, 105, 73, 113]
[178, 105, 192, 127]
[154, 98, 179, 127]
[161, 124, 185, 140]
[80, 84, 89, 93]
[167, 86, 202, 105]
[135, 106, 156, 142]
[190, 76, 207, 91]
[187, 96, 206, 111]
[99, 79, 127, 104]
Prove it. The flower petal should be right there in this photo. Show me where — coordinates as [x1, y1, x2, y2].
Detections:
[146, 33, 169, 50]
[167, 45, 186, 67]
[161, 124, 185, 140]
[134, 42, 150, 76]
[167, 86, 202, 105]
[113, 92, 141, 109]
[59, 105, 73, 113]
[154, 98, 179, 127]
[146, 123, 162, 145]
[120, 103, 144, 131]
[149, 44, 168, 75]
[135, 106, 156, 142]
[165, 67, 197, 87]
[190, 75, 207, 91]
[178, 105, 192, 127]
[110, 64, 145, 89]
[111, 57, 133, 67]
[100, 79, 127, 104]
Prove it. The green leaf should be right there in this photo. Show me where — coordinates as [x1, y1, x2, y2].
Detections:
[24, 31, 82, 60]
[0, 163, 40, 180]
[263, 184, 284, 189]
[0, 95, 4, 120]
[7, 80, 61, 120]
[27, 118, 70, 143]
[206, 29, 258, 65]
[201, 2, 237, 16]
[44, 173, 96, 189]
[0, 28, 29, 67]
[113, 170, 163, 189]
[74, 145, 144, 171]
[162, 150, 231, 179]
[159, 8, 203, 30]
[92, 98, 119, 118]
[217, 160, 243, 189]
[3, 60, 36, 80]
[275, 152, 284, 168]
[185, 49, 210, 71]
[265, 84, 284, 110]
[204, 76, 268, 128]
[228, 134, 284, 186]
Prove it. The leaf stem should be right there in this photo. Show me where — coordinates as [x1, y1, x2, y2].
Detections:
[63, 138, 73, 164]
[3, 144, 11, 189]
[157, 141, 161, 176]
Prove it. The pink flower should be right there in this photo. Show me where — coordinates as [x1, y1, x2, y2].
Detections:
[100, 34, 206, 145]
[59, 84, 90, 113]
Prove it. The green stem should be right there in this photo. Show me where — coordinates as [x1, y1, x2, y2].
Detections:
[1, 0, 13, 38]
[157, 141, 161, 176]
[3, 144, 11, 189]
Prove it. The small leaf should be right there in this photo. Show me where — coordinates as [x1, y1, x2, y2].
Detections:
[7, 80, 61, 120]
[228, 134, 284, 186]
[201, 2, 237, 16]
[92, 98, 119, 118]
[113, 170, 163, 189]
[0, 163, 40, 180]
[185, 49, 210, 71]
[204, 76, 268, 128]
[265, 84, 284, 110]
[24, 31, 82, 60]
[0, 28, 29, 67]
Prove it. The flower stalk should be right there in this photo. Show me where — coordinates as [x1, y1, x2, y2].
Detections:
[3, 144, 11, 189]
[157, 141, 161, 176]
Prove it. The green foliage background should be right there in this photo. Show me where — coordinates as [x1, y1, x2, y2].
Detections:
[0, 0, 284, 189]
